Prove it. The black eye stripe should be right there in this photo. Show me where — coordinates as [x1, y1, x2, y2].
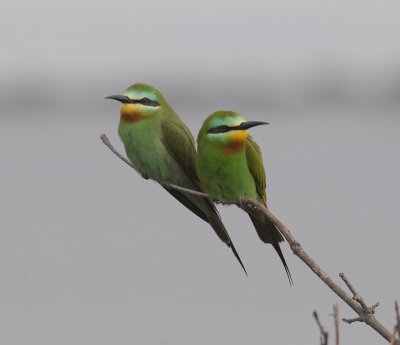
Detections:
[129, 98, 160, 107]
[207, 124, 235, 134]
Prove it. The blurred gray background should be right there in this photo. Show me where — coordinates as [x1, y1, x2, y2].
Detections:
[1, 0, 399, 344]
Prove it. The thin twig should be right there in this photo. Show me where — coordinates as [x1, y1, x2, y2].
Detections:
[392, 301, 400, 344]
[100, 134, 135, 169]
[160, 182, 211, 199]
[333, 303, 340, 345]
[396, 301, 400, 338]
[313, 310, 329, 345]
[100, 133, 399, 345]
[339, 273, 370, 310]
[339, 272, 380, 324]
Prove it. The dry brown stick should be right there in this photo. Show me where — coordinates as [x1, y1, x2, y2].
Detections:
[339, 272, 379, 315]
[100, 133, 399, 344]
[396, 301, 400, 338]
[313, 310, 329, 345]
[392, 301, 400, 343]
[100, 134, 135, 169]
[333, 303, 340, 345]
[339, 272, 380, 324]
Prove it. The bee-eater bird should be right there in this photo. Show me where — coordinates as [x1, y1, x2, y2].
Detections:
[196, 110, 292, 284]
[105, 83, 246, 274]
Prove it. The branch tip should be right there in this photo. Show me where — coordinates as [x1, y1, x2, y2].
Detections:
[313, 310, 329, 345]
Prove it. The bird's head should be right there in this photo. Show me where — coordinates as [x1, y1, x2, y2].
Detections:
[106, 83, 168, 123]
[198, 111, 268, 153]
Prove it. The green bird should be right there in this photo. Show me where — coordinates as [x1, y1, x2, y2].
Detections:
[196, 110, 292, 284]
[105, 83, 246, 274]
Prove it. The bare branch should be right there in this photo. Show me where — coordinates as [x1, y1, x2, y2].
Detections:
[395, 301, 400, 338]
[333, 303, 339, 345]
[313, 310, 329, 345]
[101, 134, 136, 170]
[160, 182, 211, 199]
[392, 301, 400, 344]
[339, 272, 381, 326]
[339, 273, 371, 311]
[229, 196, 397, 343]
[100, 133, 399, 345]
[342, 316, 363, 324]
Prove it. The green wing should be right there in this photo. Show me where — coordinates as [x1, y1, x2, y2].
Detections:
[160, 116, 212, 221]
[246, 136, 267, 203]
[246, 137, 292, 283]
[160, 116, 247, 274]
[160, 116, 200, 185]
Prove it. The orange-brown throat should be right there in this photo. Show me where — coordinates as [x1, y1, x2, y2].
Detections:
[223, 130, 248, 154]
[120, 104, 145, 123]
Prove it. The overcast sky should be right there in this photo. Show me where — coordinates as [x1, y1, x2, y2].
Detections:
[2, 0, 400, 104]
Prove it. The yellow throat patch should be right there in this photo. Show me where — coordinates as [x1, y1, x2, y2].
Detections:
[120, 104, 145, 123]
[223, 130, 248, 154]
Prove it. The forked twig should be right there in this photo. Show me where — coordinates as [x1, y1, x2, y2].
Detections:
[339, 273, 380, 324]
[313, 310, 329, 345]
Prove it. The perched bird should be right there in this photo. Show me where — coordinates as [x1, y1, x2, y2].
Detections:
[196, 110, 292, 284]
[105, 83, 246, 274]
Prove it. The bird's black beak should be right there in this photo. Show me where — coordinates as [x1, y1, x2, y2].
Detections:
[105, 95, 132, 103]
[237, 121, 269, 130]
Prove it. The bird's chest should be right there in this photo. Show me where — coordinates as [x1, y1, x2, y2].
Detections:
[199, 149, 257, 200]
[118, 122, 175, 181]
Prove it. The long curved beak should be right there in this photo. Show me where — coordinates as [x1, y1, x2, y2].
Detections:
[105, 95, 132, 103]
[237, 121, 269, 130]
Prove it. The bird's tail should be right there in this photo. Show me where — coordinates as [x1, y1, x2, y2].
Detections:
[249, 214, 293, 285]
[163, 186, 247, 275]
[208, 212, 248, 276]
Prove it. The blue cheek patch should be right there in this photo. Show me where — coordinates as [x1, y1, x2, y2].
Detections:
[123, 89, 158, 102]
[208, 115, 245, 130]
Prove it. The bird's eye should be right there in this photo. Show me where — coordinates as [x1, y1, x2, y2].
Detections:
[207, 124, 232, 134]
[141, 98, 150, 105]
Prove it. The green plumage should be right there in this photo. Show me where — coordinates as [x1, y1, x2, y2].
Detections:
[108, 83, 246, 274]
[197, 110, 292, 284]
